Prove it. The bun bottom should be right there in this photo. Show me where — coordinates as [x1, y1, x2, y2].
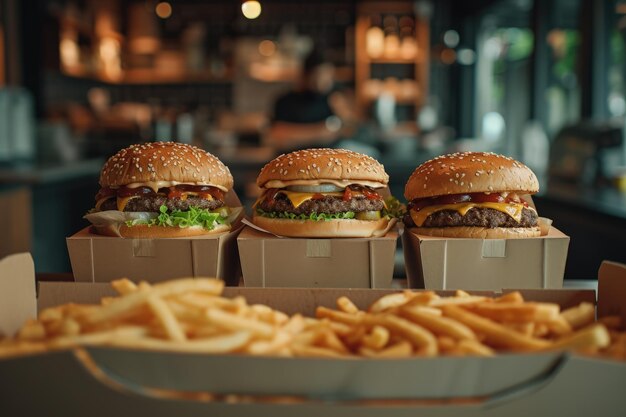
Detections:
[93, 223, 231, 238]
[252, 214, 390, 238]
[410, 226, 541, 239]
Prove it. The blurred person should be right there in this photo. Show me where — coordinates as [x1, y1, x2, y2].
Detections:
[266, 49, 355, 151]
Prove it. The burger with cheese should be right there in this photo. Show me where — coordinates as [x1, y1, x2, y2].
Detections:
[404, 152, 540, 238]
[85, 142, 239, 238]
[253, 148, 396, 237]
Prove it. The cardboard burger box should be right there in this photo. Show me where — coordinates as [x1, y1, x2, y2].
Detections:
[402, 226, 570, 290]
[237, 225, 398, 288]
[66, 191, 244, 286]
[1, 253, 625, 417]
[237, 186, 399, 289]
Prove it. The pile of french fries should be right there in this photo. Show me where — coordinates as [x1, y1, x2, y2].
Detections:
[1, 278, 625, 360]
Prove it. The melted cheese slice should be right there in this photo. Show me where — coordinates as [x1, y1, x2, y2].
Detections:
[277, 191, 344, 208]
[410, 202, 530, 227]
[117, 196, 139, 212]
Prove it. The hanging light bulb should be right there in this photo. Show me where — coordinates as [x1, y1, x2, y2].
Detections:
[242, 1, 262, 19]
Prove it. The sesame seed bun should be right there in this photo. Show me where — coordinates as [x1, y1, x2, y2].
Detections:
[251, 214, 390, 238]
[99, 142, 233, 191]
[257, 148, 389, 189]
[404, 152, 538, 201]
[93, 223, 231, 238]
[410, 226, 541, 239]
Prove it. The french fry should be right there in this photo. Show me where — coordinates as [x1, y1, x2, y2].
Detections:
[533, 323, 549, 338]
[455, 339, 495, 356]
[206, 309, 275, 338]
[111, 278, 138, 295]
[464, 302, 560, 323]
[561, 302, 595, 330]
[17, 320, 46, 341]
[361, 325, 390, 350]
[545, 316, 572, 337]
[2, 275, 625, 363]
[107, 330, 252, 353]
[316, 306, 362, 326]
[429, 296, 487, 307]
[441, 305, 550, 351]
[245, 331, 292, 355]
[337, 296, 360, 314]
[360, 341, 413, 358]
[436, 336, 456, 353]
[401, 305, 476, 341]
[369, 293, 411, 313]
[319, 329, 350, 354]
[495, 291, 524, 304]
[147, 295, 186, 342]
[363, 314, 438, 356]
[87, 279, 224, 324]
[502, 322, 535, 337]
[547, 324, 610, 352]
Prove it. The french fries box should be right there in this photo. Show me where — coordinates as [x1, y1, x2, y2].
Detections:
[402, 226, 570, 289]
[1, 253, 626, 417]
[66, 191, 244, 285]
[237, 225, 398, 288]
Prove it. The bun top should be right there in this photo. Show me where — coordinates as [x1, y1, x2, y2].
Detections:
[99, 142, 233, 190]
[257, 148, 389, 188]
[404, 152, 539, 200]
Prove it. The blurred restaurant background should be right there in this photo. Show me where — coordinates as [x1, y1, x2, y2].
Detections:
[1, 0, 626, 278]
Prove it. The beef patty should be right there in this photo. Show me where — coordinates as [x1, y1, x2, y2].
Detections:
[403, 207, 538, 228]
[99, 195, 224, 212]
[258, 193, 384, 215]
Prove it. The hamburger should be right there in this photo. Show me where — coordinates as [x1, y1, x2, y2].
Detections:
[403, 152, 540, 238]
[85, 142, 238, 238]
[252, 148, 394, 237]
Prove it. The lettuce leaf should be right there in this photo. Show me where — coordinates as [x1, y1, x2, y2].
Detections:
[255, 208, 356, 221]
[127, 205, 230, 230]
[382, 196, 406, 219]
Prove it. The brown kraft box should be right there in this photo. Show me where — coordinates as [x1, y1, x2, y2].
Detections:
[66, 191, 243, 285]
[0, 253, 625, 417]
[402, 226, 570, 290]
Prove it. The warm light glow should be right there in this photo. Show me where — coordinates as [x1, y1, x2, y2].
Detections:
[258, 40, 276, 56]
[155, 2, 172, 19]
[60, 34, 79, 68]
[242, 1, 262, 19]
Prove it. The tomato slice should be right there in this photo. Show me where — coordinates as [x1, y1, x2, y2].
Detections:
[312, 193, 325, 200]
[469, 193, 505, 204]
[265, 189, 280, 202]
[343, 187, 353, 201]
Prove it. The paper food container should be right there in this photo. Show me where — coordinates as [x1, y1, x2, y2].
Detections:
[402, 226, 570, 290]
[237, 225, 398, 288]
[66, 191, 244, 285]
[1, 253, 625, 417]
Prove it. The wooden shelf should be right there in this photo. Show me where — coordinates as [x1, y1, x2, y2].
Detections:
[368, 58, 418, 64]
[56, 69, 233, 85]
[355, 2, 430, 120]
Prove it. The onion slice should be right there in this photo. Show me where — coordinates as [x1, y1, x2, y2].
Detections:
[285, 184, 344, 193]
